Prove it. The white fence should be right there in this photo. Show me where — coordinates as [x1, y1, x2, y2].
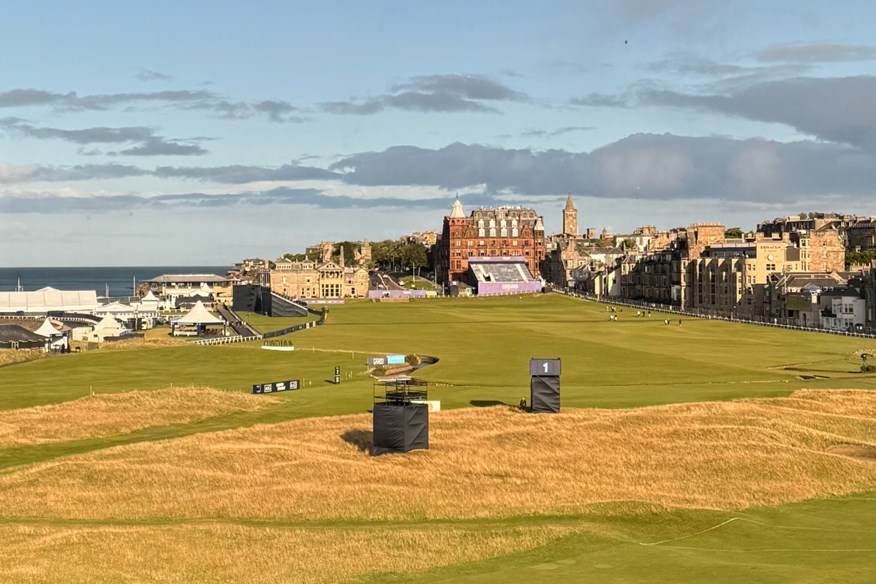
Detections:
[192, 335, 262, 346]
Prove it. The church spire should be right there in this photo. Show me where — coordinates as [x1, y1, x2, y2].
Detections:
[562, 193, 578, 237]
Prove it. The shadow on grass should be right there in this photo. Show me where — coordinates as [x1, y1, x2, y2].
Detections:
[470, 400, 508, 407]
[340, 429, 373, 453]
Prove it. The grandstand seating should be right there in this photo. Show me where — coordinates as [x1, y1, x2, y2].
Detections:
[469, 260, 534, 283]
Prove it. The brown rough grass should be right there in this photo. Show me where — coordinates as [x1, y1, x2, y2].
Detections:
[0, 351, 45, 368]
[0, 387, 276, 447]
[0, 389, 873, 523]
[96, 328, 190, 351]
[0, 522, 575, 584]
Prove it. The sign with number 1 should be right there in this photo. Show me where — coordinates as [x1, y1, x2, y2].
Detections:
[529, 358, 561, 377]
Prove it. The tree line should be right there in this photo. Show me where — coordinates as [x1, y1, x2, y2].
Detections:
[371, 240, 429, 273]
[282, 240, 430, 273]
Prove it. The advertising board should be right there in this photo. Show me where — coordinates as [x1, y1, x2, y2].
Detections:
[251, 379, 300, 394]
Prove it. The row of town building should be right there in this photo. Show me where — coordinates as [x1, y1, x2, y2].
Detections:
[234, 197, 876, 325]
[537, 199, 876, 333]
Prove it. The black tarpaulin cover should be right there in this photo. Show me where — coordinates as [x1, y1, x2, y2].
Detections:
[231, 284, 263, 313]
[530, 376, 560, 413]
[372, 403, 429, 456]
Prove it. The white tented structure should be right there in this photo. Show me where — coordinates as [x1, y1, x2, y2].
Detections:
[95, 301, 159, 330]
[138, 290, 160, 312]
[90, 315, 127, 343]
[171, 301, 226, 336]
[33, 317, 68, 351]
[0, 287, 99, 315]
[71, 315, 127, 343]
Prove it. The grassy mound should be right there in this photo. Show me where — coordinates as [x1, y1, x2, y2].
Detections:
[0, 390, 872, 523]
[0, 387, 276, 447]
[0, 523, 576, 584]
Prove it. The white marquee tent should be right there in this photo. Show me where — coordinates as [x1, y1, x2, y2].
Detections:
[171, 301, 225, 336]
[0, 287, 99, 314]
[33, 317, 68, 350]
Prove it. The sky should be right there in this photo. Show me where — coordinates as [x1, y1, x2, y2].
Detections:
[2, 0, 876, 266]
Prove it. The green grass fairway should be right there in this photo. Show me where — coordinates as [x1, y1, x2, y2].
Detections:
[304, 294, 876, 408]
[1, 294, 874, 414]
[0, 293, 874, 582]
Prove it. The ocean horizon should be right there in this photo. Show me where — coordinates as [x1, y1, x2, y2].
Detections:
[0, 266, 233, 296]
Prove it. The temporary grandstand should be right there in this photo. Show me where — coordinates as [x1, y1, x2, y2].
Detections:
[467, 256, 543, 296]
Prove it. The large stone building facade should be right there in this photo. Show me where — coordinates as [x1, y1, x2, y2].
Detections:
[847, 218, 876, 251]
[269, 259, 368, 299]
[618, 220, 846, 315]
[790, 226, 845, 272]
[758, 213, 876, 253]
[437, 200, 546, 285]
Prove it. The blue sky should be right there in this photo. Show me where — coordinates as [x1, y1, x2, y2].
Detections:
[2, 0, 876, 266]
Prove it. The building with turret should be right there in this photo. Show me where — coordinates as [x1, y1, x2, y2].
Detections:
[436, 199, 546, 285]
[355, 239, 372, 266]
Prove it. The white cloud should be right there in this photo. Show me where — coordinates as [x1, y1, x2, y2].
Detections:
[0, 162, 38, 184]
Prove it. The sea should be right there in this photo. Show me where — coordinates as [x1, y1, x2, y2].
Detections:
[0, 266, 232, 296]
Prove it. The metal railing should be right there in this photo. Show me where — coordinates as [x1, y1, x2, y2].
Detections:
[215, 303, 259, 337]
[262, 320, 321, 339]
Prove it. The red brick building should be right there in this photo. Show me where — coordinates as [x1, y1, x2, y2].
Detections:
[437, 199, 546, 285]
